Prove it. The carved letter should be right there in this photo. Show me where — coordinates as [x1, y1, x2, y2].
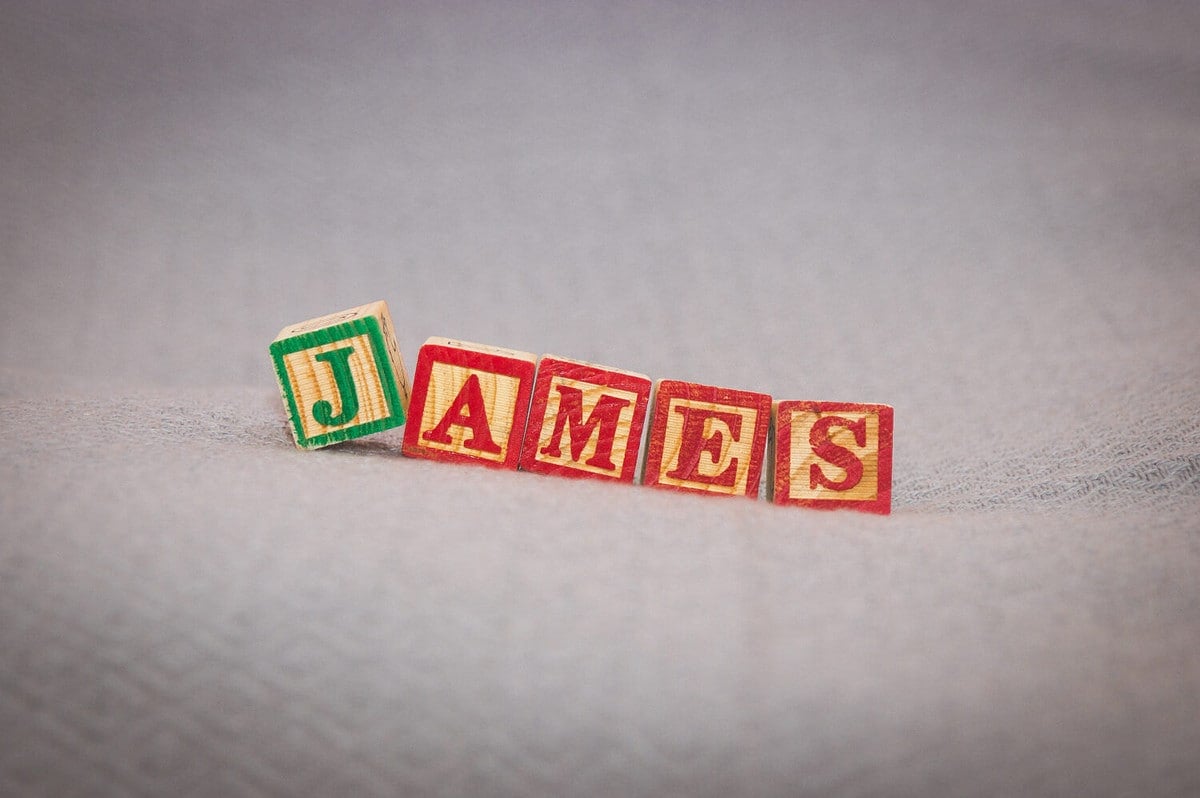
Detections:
[666, 405, 742, 487]
[809, 415, 866, 490]
[422, 374, 502, 454]
[540, 385, 632, 470]
[311, 346, 360, 427]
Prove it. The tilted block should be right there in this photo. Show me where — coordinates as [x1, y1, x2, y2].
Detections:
[520, 355, 651, 483]
[642, 379, 771, 498]
[770, 401, 894, 514]
[401, 338, 537, 469]
[269, 300, 410, 449]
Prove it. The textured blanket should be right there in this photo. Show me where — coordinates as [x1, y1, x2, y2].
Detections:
[3, 2, 1198, 795]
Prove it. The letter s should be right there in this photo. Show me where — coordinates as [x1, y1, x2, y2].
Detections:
[809, 415, 866, 491]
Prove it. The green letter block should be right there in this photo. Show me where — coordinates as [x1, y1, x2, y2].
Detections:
[269, 300, 411, 449]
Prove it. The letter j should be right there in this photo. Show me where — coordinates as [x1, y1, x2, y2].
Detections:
[311, 346, 361, 426]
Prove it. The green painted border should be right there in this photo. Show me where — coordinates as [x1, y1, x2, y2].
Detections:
[269, 316, 407, 449]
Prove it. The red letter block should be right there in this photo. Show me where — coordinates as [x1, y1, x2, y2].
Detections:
[520, 356, 651, 483]
[770, 401, 894, 514]
[401, 338, 537, 469]
[642, 380, 771, 498]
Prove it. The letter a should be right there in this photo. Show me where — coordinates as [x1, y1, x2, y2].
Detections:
[422, 373, 502, 455]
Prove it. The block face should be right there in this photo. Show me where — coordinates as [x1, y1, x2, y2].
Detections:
[418, 361, 523, 464]
[520, 356, 651, 483]
[269, 301, 410, 449]
[772, 401, 893, 514]
[401, 338, 537, 469]
[643, 380, 771, 498]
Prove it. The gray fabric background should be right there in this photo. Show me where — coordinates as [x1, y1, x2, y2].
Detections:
[2, 2, 1198, 796]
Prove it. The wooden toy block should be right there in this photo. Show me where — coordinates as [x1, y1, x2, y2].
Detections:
[520, 355, 652, 483]
[401, 338, 537, 469]
[642, 379, 771, 498]
[269, 300, 410, 450]
[770, 401, 894, 514]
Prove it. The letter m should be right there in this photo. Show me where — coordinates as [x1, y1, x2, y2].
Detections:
[539, 385, 632, 471]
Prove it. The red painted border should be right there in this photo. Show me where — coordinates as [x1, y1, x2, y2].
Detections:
[401, 340, 536, 470]
[772, 401, 894, 515]
[642, 379, 771, 498]
[519, 356, 652, 483]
